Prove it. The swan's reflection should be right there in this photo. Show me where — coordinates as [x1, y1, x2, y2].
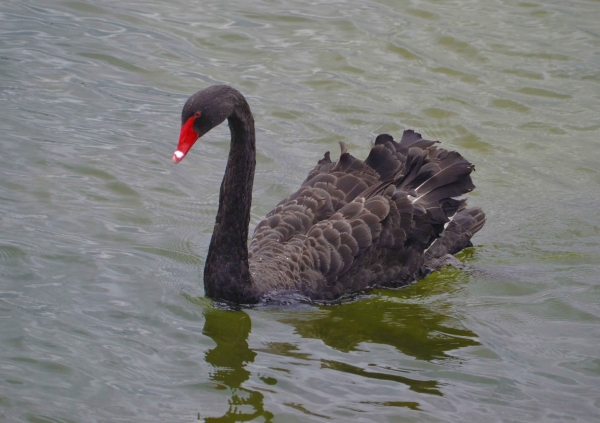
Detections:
[283, 272, 479, 361]
[278, 271, 480, 398]
[202, 308, 273, 422]
[284, 295, 478, 360]
[201, 270, 480, 417]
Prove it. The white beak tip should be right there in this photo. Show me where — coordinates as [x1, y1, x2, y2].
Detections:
[172, 150, 185, 164]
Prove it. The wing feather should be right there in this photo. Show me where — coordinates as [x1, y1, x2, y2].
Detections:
[249, 129, 484, 301]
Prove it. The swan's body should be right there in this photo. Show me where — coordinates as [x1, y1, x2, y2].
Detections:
[173, 85, 485, 304]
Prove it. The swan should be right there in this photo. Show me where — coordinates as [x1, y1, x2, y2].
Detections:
[172, 85, 485, 304]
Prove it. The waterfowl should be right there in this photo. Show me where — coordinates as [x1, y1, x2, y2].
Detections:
[172, 85, 485, 304]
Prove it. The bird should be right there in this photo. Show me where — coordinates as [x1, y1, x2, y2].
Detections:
[172, 85, 485, 305]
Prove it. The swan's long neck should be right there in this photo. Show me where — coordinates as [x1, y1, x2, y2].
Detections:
[204, 101, 259, 304]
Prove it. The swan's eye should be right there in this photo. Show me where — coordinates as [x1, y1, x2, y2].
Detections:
[194, 111, 201, 118]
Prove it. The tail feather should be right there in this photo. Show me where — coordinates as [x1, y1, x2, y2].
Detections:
[425, 207, 486, 259]
[398, 130, 438, 150]
[304, 129, 483, 260]
[397, 142, 476, 239]
[418, 176, 475, 205]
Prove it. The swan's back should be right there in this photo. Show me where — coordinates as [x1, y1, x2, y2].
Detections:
[248, 130, 484, 301]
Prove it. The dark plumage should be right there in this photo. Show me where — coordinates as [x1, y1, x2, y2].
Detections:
[173, 85, 485, 304]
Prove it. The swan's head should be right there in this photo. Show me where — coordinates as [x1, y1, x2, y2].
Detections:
[173, 85, 244, 164]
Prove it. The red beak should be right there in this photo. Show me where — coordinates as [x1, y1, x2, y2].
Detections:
[173, 115, 199, 164]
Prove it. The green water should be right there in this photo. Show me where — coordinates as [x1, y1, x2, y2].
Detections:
[1, 0, 599, 421]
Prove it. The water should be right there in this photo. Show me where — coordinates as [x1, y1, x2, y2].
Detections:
[1, 0, 599, 421]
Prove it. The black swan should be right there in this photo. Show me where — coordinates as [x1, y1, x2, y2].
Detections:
[172, 85, 485, 304]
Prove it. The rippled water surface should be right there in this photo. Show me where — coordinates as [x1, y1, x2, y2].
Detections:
[1, 0, 600, 421]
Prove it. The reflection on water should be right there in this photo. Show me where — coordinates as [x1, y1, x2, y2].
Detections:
[202, 308, 273, 422]
[281, 272, 479, 400]
[284, 272, 478, 361]
[200, 269, 481, 417]
[288, 295, 477, 361]
[320, 359, 441, 397]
